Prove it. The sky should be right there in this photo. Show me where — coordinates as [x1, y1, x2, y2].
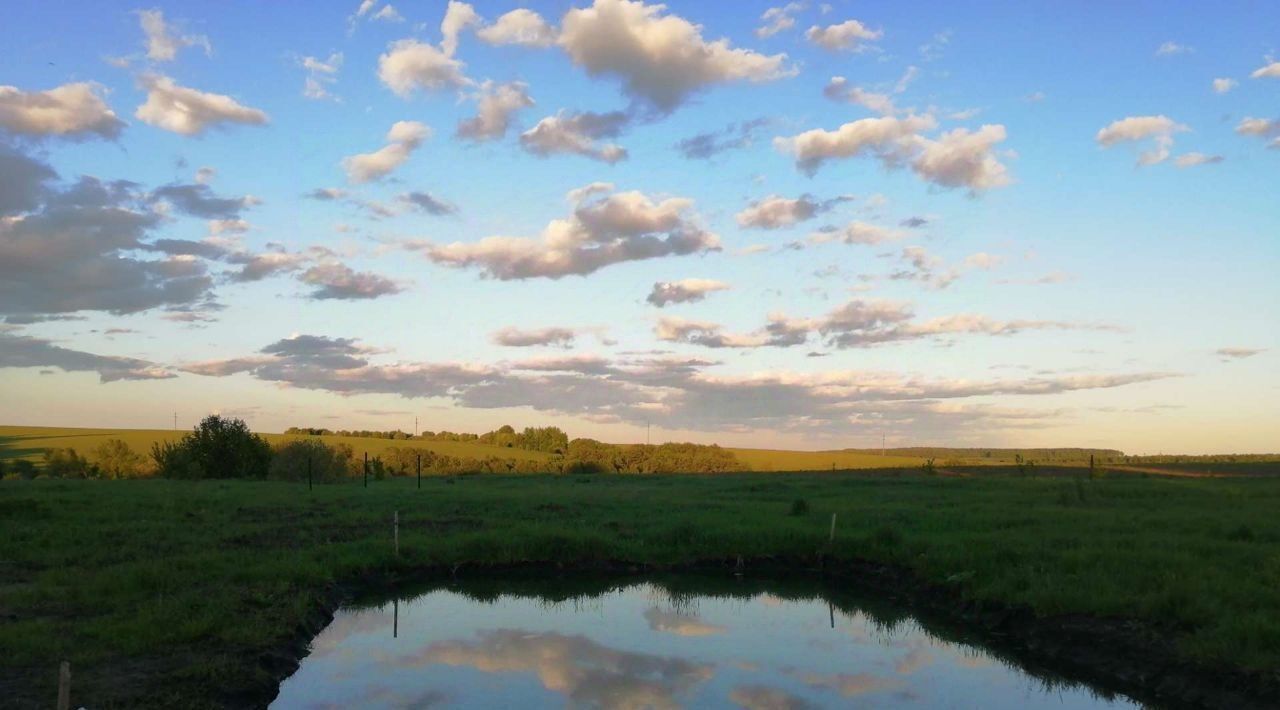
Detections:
[0, 0, 1277, 454]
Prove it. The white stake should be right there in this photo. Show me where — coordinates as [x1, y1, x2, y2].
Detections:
[829, 513, 838, 543]
[57, 661, 70, 710]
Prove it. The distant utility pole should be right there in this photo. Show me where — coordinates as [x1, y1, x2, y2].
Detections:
[173, 412, 177, 431]
[414, 417, 418, 437]
[646, 420, 651, 446]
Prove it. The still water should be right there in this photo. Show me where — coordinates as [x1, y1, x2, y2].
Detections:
[273, 577, 1139, 709]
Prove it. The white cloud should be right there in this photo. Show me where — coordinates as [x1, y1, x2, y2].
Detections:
[440, 1, 481, 56]
[1250, 58, 1280, 79]
[805, 19, 882, 52]
[1095, 115, 1187, 166]
[1216, 347, 1265, 360]
[808, 221, 901, 246]
[299, 52, 343, 101]
[477, 9, 558, 48]
[372, 4, 403, 23]
[134, 74, 267, 136]
[647, 279, 730, 307]
[1235, 117, 1280, 148]
[557, 0, 793, 114]
[756, 3, 804, 38]
[736, 194, 850, 229]
[492, 326, 579, 348]
[520, 110, 629, 163]
[342, 120, 430, 183]
[0, 83, 125, 140]
[911, 124, 1011, 192]
[1155, 41, 1191, 56]
[823, 77, 896, 115]
[415, 186, 720, 279]
[299, 262, 403, 300]
[0, 332, 173, 382]
[1174, 152, 1223, 168]
[456, 81, 533, 141]
[378, 39, 469, 97]
[776, 115, 1012, 193]
[1212, 78, 1237, 94]
[138, 9, 211, 62]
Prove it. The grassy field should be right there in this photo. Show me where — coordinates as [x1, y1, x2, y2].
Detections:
[2, 473, 1279, 707]
[727, 446, 925, 470]
[0, 425, 553, 467]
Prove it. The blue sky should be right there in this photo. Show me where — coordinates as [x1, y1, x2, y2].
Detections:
[1, 0, 1277, 453]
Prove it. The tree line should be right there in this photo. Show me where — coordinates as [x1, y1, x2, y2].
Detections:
[2, 416, 749, 481]
[283, 424, 570, 454]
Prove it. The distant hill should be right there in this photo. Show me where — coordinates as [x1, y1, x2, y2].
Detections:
[843, 447, 1126, 464]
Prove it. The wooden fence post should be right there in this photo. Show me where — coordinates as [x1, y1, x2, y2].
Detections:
[417, 454, 421, 489]
[57, 661, 70, 710]
[364, 452, 368, 488]
[394, 510, 399, 556]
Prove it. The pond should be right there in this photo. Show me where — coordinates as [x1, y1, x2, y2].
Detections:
[272, 575, 1139, 709]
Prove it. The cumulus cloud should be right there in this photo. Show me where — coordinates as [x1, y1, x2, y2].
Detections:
[138, 9, 211, 62]
[520, 109, 629, 163]
[0, 149, 215, 316]
[1251, 58, 1280, 79]
[298, 52, 343, 101]
[805, 19, 882, 52]
[227, 249, 312, 282]
[477, 8, 558, 47]
[674, 118, 769, 159]
[1235, 117, 1280, 149]
[0, 332, 173, 382]
[1095, 115, 1187, 166]
[736, 194, 852, 229]
[456, 81, 534, 141]
[342, 120, 430, 183]
[823, 77, 896, 115]
[372, 4, 403, 23]
[777, 114, 936, 175]
[135, 74, 268, 136]
[557, 0, 793, 114]
[756, 3, 805, 38]
[1174, 152, 1223, 168]
[413, 185, 720, 279]
[378, 39, 469, 97]
[440, 1, 481, 56]
[0, 83, 125, 141]
[775, 115, 1012, 193]
[491, 326, 580, 348]
[647, 279, 730, 307]
[1212, 78, 1237, 94]
[298, 262, 404, 300]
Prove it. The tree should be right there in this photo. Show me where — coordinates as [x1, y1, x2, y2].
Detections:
[269, 439, 355, 482]
[94, 439, 146, 479]
[153, 415, 272, 479]
[44, 448, 93, 478]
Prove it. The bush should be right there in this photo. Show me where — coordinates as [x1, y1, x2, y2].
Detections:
[921, 458, 937, 476]
[10, 459, 38, 480]
[44, 448, 94, 478]
[789, 499, 810, 516]
[93, 439, 147, 479]
[268, 439, 355, 482]
[153, 415, 272, 479]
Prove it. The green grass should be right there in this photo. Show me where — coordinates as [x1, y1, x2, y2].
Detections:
[1, 473, 1278, 707]
[0, 425, 553, 466]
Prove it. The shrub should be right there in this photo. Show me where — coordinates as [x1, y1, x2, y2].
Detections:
[268, 439, 355, 482]
[921, 458, 937, 476]
[44, 448, 94, 478]
[93, 439, 147, 479]
[154, 415, 272, 479]
[789, 499, 810, 516]
[11, 459, 38, 480]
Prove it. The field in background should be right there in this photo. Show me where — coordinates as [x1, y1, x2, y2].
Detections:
[728, 447, 925, 470]
[0, 425, 552, 466]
